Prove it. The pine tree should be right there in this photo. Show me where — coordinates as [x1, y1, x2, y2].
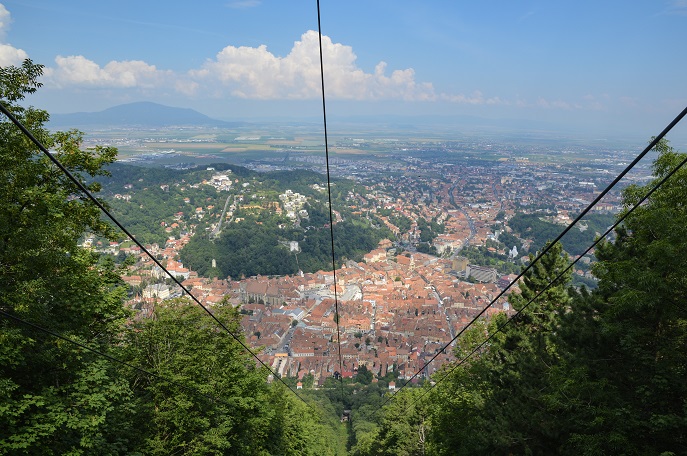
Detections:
[553, 139, 687, 454]
[479, 242, 572, 454]
[428, 242, 573, 455]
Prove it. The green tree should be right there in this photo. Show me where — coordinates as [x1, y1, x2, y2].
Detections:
[126, 298, 346, 455]
[0, 60, 135, 454]
[474, 242, 572, 454]
[365, 388, 429, 456]
[549, 139, 687, 454]
[426, 139, 687, 455]
[427, 321, 491, 456]
[356, 365, 373, 385]
[263, 385, 345, 456]
[427, 243, 573, 455]
[0, 60, 346, 456]
[126, 300, 275, 454]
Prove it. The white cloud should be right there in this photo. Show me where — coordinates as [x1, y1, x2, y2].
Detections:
[0, 43, 28, 67]
[46, 55, 171, 88]
[536, 97, 572, 109]
[619, 96, 638, 107]
[551, 100, 572, 109]
[24, 23, 596, 113]
[39, 31, 437, 102]
[442, 91, 484, 104]
[579, 94, 606, 110]
[175, 79, 199, 96]
[536, 97, 550, 108]
[0, 4, 28, 67]
[190, 31, 436, 101]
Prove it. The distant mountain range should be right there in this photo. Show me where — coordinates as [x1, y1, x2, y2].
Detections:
[49, 102, 243, 128]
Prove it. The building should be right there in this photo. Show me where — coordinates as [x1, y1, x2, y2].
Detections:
[466, 264, 498, 283]
[452, 256, 469, 272]
[142, 283, 171, 299]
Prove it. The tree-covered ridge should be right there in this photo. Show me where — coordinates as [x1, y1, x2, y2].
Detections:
[180, 215, 386, 278]
[0, 60, 346, 455]
[354, 139, 687, 455]
[507, 211, 615, 256]
[96, 163, 269, 245]
[96, 158, 390, 277]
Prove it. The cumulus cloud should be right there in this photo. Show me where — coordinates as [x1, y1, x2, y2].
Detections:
[39, 31, 437, 101]
[190, 31, 436, 101]
[45, 55, 171, 88]
[18, 18, 577, 111]
[0, 43, 28, 67]
[174, 79, 199, 96]
[0, 4, 28, 67]
[38, 38, 598, 114]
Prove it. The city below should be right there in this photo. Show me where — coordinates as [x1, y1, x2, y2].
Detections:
[83, 122, 655, 387]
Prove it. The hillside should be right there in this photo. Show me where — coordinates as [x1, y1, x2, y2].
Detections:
[98, 162, 389, 276]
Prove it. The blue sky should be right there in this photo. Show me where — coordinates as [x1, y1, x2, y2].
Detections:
[1, 0, 686, 139]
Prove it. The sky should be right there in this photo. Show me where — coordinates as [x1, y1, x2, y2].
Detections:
[1, 0, 686, 139]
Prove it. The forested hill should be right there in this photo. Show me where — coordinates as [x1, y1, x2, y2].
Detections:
[508, 212, 616, 256]
[101, 162, 339, 194]
[99, 162, 390, 277]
